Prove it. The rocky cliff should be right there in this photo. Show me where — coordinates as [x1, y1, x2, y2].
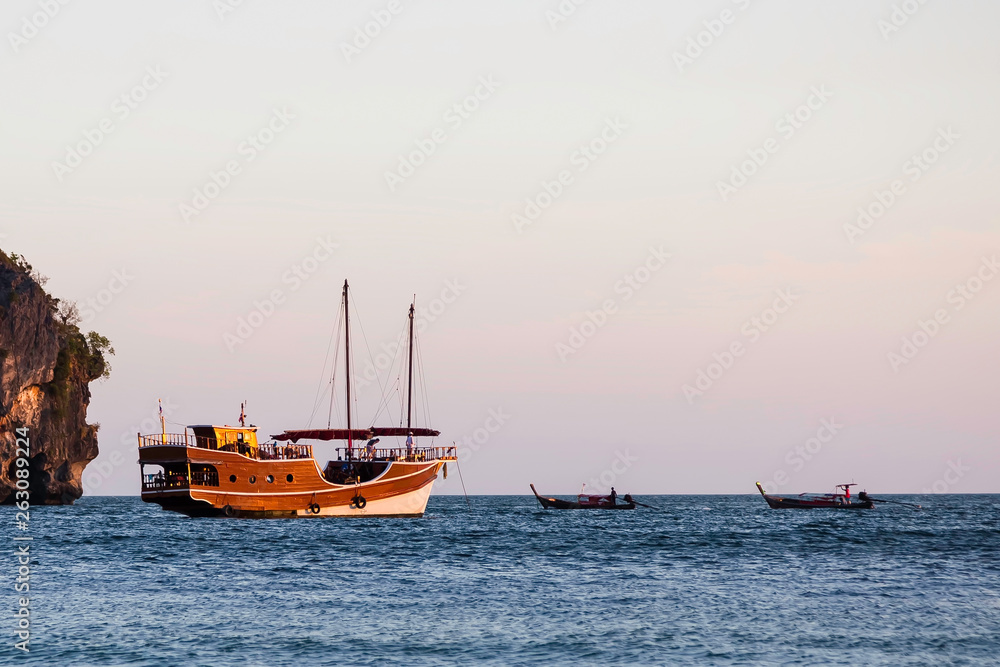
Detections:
[0, 251, 112, 504]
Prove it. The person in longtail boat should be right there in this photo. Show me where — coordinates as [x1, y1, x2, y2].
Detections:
[610, 487, 618, 506]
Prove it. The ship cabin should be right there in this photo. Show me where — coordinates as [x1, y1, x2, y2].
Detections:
[138, 424, 314, 493]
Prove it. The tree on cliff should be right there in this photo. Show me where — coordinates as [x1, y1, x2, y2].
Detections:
[0, 251, 114, 504]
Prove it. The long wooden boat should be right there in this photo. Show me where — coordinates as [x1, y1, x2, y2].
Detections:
[138, 281, 455, 518]
[530, 484, 636, 510]
[755, 482, 874, 509]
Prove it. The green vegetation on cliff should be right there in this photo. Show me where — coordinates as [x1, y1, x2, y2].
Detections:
[0, 250, 114, 503]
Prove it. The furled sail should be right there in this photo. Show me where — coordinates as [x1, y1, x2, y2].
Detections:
[272, 427, 440, 442]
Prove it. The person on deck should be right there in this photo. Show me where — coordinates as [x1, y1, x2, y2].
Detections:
[610, 487, 618, 506]
[365, 435, 380, 460]
[406, 432, 414, 459]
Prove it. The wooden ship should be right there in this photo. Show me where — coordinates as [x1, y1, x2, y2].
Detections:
[138, 281, 455, 518]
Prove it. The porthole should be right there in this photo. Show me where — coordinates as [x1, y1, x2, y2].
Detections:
[286, 474, 294, 483]
[266, 475, 274, 483]
[229, 475, 236, 483]
[249, 475, 256, 484]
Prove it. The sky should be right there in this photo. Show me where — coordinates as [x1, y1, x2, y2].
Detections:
[1, 0, 998, 495]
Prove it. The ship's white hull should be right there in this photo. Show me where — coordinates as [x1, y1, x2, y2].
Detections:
[295, 477, 437, 517]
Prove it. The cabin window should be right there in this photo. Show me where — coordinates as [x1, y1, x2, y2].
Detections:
[266, 475, 274, 483]
[249, 475, 256, 484]
[286, 474, 293, 483]
[229, 475, 236, 483]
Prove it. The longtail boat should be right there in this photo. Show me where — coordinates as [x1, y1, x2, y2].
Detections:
[138, 280, 455, 518]
[755, 482, 874, 509]
[530, 484, 636, 510]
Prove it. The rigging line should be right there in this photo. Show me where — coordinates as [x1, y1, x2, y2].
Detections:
[370, 336, 404, 428]
[325, 299, 346, 428]
[325, 291, 346, 428]
[363, 309, 408, 428]
[368, 309, 408, 431]
[395, 312, 407, 428]
[346, 285, 365, 429]
[454, 450, 471, 509]
[414, 333, 425, 426]
[352, 291, 392, 423]
[369, 377, 400, 425]
[387, 308, 409, 427]
[307, 317, 336, 423]
[414, 331, 432, 436]
[307, 306, 342, 427]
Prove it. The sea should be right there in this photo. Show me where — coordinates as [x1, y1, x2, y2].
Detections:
[6, 494, 1000, 666]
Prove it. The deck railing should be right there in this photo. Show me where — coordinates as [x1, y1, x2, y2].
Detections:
[138, 434, 312, 461]
[257, 443, 312, 460]
[142, 471, 219, 491]
[335, 446, 457, 462]
[142, 474, 188, 491]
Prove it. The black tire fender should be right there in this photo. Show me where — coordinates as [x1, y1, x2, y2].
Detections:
[308, 503, 320, 514]
[352, 495, 367, 509]
[222, 504, 236, 518]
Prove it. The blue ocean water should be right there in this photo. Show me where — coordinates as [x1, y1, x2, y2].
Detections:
[6, 494, 1000, 666]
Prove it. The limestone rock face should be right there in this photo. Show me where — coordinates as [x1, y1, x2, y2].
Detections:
[0, 252, 110, 504]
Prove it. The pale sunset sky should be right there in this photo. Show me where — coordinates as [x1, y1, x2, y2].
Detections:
[2, 0, 997, 494]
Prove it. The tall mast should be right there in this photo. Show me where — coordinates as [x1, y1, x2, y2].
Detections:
[406, 300, 415, 430]
[343, 280, 352, 450]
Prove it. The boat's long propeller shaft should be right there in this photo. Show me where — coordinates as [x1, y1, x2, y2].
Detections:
[869, 497, 922, 509]
[631, 500, 661, 510]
